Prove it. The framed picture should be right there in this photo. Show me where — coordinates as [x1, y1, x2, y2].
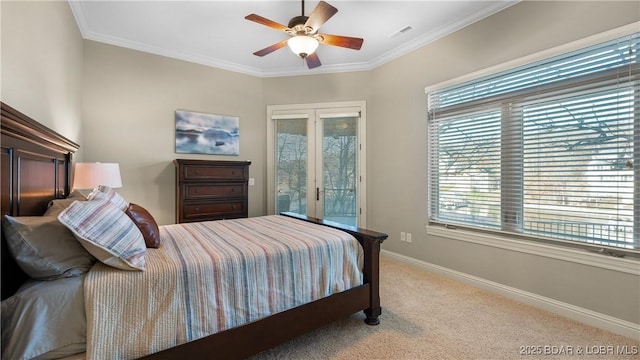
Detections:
[175, 110, 239, 155]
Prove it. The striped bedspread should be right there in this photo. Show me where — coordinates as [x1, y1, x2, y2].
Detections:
[84, 215, 363, 359]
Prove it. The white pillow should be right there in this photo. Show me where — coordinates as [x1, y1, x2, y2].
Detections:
[58, 200, 146, 271]
[87, 185, 128, 211]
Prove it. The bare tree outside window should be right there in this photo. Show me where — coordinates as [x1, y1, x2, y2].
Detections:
[429, 32, 638, 251]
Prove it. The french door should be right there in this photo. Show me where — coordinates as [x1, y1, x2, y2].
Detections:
[267, 102, 367, 227]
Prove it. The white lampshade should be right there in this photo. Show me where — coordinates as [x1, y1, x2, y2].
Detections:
[287, 36, 319, 58]
[73, 162, 122, 189]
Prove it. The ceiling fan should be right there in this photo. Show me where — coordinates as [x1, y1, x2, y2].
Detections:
[245, 0, 364, 69]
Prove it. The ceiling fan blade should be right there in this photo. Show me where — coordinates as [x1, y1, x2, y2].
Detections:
[318, 34, 363, 50]
[304, 1, 338, 33]
[253, 40, 289, 57]
[245, 14, 289, 32]
[306, 52, 322, 69]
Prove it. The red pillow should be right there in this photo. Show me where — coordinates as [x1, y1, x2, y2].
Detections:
[125, 203, 161, 248]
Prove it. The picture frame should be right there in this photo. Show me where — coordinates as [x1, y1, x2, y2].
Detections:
[175, 110, 239, 155]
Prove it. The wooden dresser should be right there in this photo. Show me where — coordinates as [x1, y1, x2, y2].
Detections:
[174, 159, 251, 223]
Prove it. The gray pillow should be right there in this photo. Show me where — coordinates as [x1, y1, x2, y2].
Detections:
[1, 276, 86, 360]
[2, 215, 95, 280]
[43, 190, 87, 217]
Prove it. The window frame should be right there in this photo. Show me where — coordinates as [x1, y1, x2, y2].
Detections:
[425, 23, 640, 264]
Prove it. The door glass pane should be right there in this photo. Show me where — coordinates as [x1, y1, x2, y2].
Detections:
[275, 119, 307, 215]
[322, 116, 357, 226]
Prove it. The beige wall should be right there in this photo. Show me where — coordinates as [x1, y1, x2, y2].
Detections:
[366, 1, 640, 325]
[262, 71, 371, 105]
[82, 41, 265, 225]
[2, 0, 639, 333]
[1, 1, 84, 148]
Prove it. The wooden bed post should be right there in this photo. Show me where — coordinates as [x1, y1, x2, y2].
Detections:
[362, 234, 383, 325]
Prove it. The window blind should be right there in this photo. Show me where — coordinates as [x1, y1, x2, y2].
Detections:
[427, 32, 639, 252]
[430, 33, 639, 110]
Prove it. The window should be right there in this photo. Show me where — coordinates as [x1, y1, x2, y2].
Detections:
[427, 31, 639, 252]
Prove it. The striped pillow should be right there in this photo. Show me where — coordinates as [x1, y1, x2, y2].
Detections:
[87, 185, 128, 211]
[58, 200, 146, 271]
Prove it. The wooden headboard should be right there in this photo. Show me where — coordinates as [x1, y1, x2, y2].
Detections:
[1, 102, 79, 299]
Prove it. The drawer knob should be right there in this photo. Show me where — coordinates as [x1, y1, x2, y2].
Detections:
[195, 169, 200, 174]
[232, 188, 236, 192]
[194, 207, 200, 212]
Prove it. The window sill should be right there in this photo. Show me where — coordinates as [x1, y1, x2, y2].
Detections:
[426, 226, 639, 275]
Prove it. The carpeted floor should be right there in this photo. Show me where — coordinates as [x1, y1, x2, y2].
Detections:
[250, 256, 639, 359]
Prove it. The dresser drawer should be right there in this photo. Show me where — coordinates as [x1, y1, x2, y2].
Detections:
[183, 201, 246, 220]
[182, 165, 246, 181]
[183, 184, 246, 200]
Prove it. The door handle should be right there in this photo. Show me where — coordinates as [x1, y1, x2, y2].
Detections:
[316, 187, 320, 201]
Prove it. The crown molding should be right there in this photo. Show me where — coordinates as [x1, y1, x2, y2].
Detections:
[69, 0, 517, 78]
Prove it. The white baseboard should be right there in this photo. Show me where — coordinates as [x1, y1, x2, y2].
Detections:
[381, 249, 640, 340]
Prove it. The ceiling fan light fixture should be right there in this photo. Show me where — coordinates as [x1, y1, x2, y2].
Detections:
[287, 35, 319, 58]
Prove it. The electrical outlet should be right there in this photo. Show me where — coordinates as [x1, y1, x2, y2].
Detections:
[406, 233, 412, 243]
[400, 232, 406, 242]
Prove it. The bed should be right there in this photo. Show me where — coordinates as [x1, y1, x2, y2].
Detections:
[0, 102, 388, 359]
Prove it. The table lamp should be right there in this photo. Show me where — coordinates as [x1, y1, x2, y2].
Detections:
[72, 162, 122, 190]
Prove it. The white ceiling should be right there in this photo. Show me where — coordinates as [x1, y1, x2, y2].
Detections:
[69, 1, 518, 78]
